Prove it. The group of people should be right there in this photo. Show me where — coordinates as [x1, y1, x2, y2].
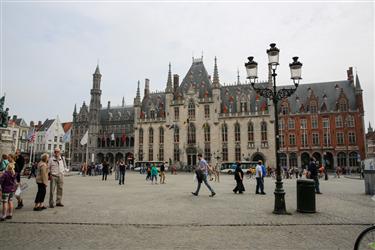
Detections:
[145, 163, 166, 184]
[0, 148, 67, 221]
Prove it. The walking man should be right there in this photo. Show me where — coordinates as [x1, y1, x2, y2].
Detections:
[192, 153, 216, 197]
[255, 160, 266, 195]
[118, 161, 126, 185]
[308, 158, 322, 194]
[15, 149, 25, 209]
[48, 148, 67, 208]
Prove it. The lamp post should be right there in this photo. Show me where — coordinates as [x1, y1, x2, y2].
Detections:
[245, 43, 302, 214]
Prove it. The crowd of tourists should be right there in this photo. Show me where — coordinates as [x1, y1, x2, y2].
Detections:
[0, 148, 67, 222]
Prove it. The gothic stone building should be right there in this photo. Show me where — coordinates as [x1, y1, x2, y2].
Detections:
[133, 57, 276, 168]
[71, 66, 135, 167]
[278, 67, 366, 170]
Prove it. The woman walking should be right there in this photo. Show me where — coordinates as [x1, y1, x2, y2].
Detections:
[34, 153, 49, 211]
[102, 161, 109, 181]
[233, 162, 245, 194]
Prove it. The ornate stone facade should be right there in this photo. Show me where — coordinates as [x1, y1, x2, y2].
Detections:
[133, 57, 276, 169]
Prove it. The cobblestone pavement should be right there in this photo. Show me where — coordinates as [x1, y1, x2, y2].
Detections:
[0, 172, 374, 250]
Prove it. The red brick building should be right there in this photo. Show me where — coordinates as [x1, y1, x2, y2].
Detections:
[366, 123, 375, 158]
[278, 67, 365, 170]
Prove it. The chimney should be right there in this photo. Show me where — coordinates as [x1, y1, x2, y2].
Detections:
[107, 101, 111, 109]
[173, 74, 179, 90]
[30, 121, 34, 127]
[347, 67, 353, 82]
[144, 78, 150, 97]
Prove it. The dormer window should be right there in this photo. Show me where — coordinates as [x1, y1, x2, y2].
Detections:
[339, 99, 348, 112]
[281, 103, 289, 115]
[310, 101, 317, 113]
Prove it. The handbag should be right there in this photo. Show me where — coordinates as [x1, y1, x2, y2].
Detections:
[15, 186, 21, 196]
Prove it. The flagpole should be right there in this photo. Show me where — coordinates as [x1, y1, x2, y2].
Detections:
[86, 144, 88, 167]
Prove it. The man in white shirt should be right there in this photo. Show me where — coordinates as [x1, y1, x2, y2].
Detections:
[255, 160, 266, 195]
[48, 148, 67, 207]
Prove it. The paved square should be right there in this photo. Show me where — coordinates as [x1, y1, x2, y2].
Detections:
[0, 172, 374, 250]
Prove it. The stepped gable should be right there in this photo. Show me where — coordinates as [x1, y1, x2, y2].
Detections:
[220, 82, 269, 113]
[178, 58, 212, 98]
[280, 80, 356, 113]
[140, 92, 166, 118]
[100, 105, 134, 122]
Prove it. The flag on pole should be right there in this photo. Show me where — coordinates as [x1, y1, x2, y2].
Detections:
[63, 129, 71, 143]
[111, 133, 115, 141]
[27, 129, 36, 142]
[80, 130, 89, 145]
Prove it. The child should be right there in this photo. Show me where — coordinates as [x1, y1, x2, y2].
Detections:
[0, 159, 17, 221]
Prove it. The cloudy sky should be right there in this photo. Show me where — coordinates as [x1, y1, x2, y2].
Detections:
[1, 1, 374, 129]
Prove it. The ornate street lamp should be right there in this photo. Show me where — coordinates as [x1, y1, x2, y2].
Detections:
[245, 43, 302, 214]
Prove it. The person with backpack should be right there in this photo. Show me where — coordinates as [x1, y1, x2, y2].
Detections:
[191, 153, 216, 197]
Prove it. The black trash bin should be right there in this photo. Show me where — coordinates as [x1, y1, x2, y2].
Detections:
[297, 179, 316, 213]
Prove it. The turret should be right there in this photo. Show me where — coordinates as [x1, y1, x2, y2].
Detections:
[144, 79, 150, 97]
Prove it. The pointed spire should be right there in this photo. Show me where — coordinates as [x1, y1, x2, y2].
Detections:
[212, 56, 220, 88]
[166, 62, 173, 93]
[122, 97, 125, 107]
[237, 68, 240, 85]
[94, 64, 101, 75]
[73, 104, 77, 115]
[355, 73, 362, 92]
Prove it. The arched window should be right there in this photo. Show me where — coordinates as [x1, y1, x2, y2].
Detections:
[150, 110, 155, 119]
[174, 126, 179, 143]
[204, 123, 210, 142]
[234, 123, 240, 142]
[347, 115, 355, 127]
[159, 127, 164, 144]
[337, 152, 346, 167]
[188, 99, 195, 120]
[204, 145, 211, 163]
[349, 152, 359, 167]
[187, 123, 196, 144]
[261, 121, 267, 141]
[280, 153, 287, 167]
[235, 145, 241, 161]
[289, 153, 297, 167]
[222, 123, 228, 142]
[139, 128, 143, 145]
[248, 122, 254, 142]
[335, 115, 343, 128]
[97, 138, 101, 148]
[148, 127, 153, 144]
